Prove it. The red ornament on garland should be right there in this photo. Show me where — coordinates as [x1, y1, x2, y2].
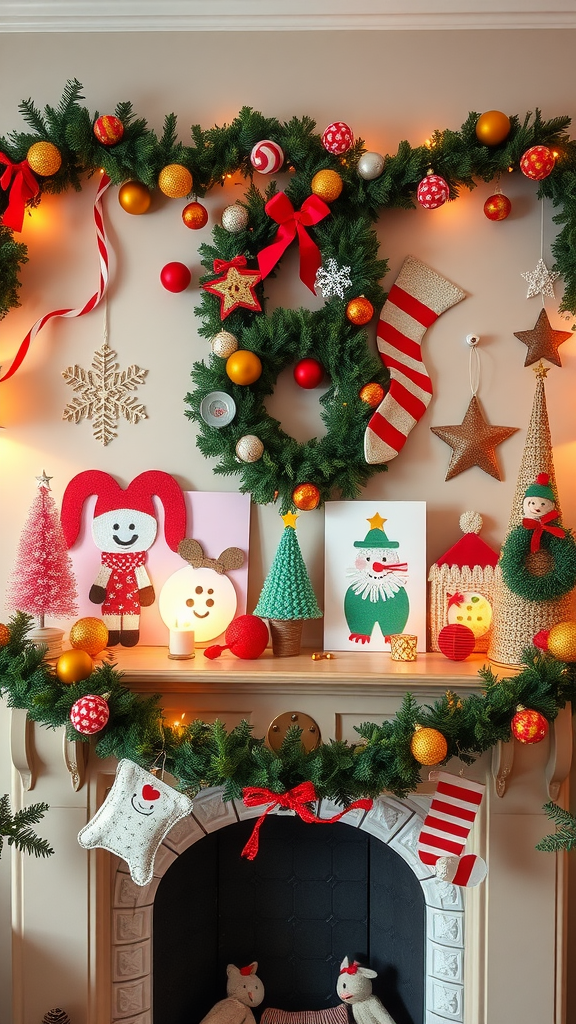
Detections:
[93, 115, 124, 146]
[359, 382, 385, 407]
[322, 122, 354, 155]
[484, 192, 512, 221]
[417, 171, 450, 210]
[204, 614, 269, 660]
[160, 262, 191, 292]
[520, 146, 555, 181]
[294, 358, 324, 389]
[511, 706, 548, 744]
[346, 296, 374, 325]
[182, 201, 208, 229]
[438, 623, 476, 661]
[70, 694, 110, 735]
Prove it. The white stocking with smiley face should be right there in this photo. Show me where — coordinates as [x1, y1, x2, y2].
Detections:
[159, 565, 238, 643]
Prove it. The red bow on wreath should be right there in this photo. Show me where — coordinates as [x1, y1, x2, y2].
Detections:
[257, 192, 330, 293]
[0, 153, 40, 232]
[522, 510, 564, 553]
[241, 782, 372, 860]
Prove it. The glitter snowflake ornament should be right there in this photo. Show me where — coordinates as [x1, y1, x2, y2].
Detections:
[521, 258, 560, 299]
[62, 342, 148, 445]
[315, 259, 352, 299]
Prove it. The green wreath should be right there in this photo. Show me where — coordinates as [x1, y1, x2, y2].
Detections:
[500, 524, 576, 601]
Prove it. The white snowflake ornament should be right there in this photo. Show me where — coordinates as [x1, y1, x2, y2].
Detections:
[521, 258, 559, 299]
[78, 759, 193, 885]
[315, 259, 352, 299]
[62, 342, 148, 445]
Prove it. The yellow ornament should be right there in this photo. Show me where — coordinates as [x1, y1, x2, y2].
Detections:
[548, 621, 576, 662]
[410, 725, 448, 766]
[56, 649, 94, 685]
[27, 141, 62, 176]
[311, 169, 343, 203]
[359, 383, 385, 408]
[475, 110, 511, 147]
[0, 623, 10, 647]
[158, 163, 193, 198]
[118, 180, 151, 215]
[292, 482, 321, 511]
[226, 350, 262, 385]
[346, 296, 374, 325]
[69, 617, 109, 657]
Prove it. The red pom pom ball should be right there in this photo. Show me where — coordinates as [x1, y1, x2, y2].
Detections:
[160, 262, 191, 292]
[204, 614, 269, 660]
[438, 623, 476, 661]
[294, 358, 324, 389]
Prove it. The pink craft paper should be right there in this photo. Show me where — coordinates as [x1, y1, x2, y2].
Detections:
[67, 491, 251, 645]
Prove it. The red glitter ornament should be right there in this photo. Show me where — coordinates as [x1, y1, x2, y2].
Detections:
[294, 357, 324, 389]
[70, 694, 110, 735]
[520, 146, 555, 181]
[511, 707, 548, 744]
[483, 193, 512, 221]
[182, 201, 208, 229]
[93, 115, 124, 146]
[438, 623, 476, 661]
[204, 614, 269, 660]
[417, 172, 450, 210]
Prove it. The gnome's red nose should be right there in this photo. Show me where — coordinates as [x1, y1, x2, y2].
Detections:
[372, 562, 385, 572]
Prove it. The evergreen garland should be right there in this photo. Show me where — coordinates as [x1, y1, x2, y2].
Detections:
[500, 525, 576, 601]
[0, 793, 54, 859]
[537, 801, 576, 852]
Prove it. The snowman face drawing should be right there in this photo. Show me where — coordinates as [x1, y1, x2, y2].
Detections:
[92, 509, 158, 553]
[354, 547, 401, 579]
[159, 565, 238, 642]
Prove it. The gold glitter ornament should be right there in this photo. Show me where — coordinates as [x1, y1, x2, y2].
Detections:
[158, 163, 193, 198]
[359, 382, 385, 407]
[69, 617, 109, 656]
[236, 434, 264, 462]
[211, 330, 239, 358]
[410, 725, 448, 766]
[548, 621, 576, 662]
[0, 623, 10, 647]
[182, 200, 208, 229]
[310, 169, 343, 203]
[292, 482, 321, 511]
[27, 141, 62, 176]
[346, 296, 374, 325]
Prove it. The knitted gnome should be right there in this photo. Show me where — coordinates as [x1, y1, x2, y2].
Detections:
[345, 514, 409, 644]
[428, 512, 498, 653]
[521, 473, 561, 549]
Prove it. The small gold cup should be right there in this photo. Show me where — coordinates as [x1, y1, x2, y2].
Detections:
[388, 633, 418, 662]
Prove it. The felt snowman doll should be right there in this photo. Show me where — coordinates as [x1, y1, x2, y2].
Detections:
[344, 514, 409, 644]
[61, 470, 187, 647]
[521, 473, 563, 552]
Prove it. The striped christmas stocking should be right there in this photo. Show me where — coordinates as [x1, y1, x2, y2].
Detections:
[365, 256, 465, 464]
[417, 771, 487, 887]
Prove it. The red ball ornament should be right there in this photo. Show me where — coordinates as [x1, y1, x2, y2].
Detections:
[204, 614, 269, 660]
[160, 261, 191, 292]
[417, 172, 450, 210]
[520, 145, 555, 181]
[438, 623, 476, 661]
[182, 201, 208, 229]
[511, 707, 548, 745]
[70, 694, 110, 735]
[322, 122, 354, 156]
[483, 192, 512, 221]
[93, 115, 124, 146]
[294, 357, 324, 389]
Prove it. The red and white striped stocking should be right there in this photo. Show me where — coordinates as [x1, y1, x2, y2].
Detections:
[364, 256, 465, 464]
[417, 771, 487, 887]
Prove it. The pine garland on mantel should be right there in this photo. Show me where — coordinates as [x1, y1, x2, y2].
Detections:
[1, 612, 575, 808]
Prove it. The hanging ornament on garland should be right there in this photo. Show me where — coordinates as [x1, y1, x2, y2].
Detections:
[292, 482, 321, 511]
[520, 145, 555, 181]
[226, 349, 262, 385]
[118, 180, 151, 215]
[438, 623, 476, 660]
[70, 694, 110, 736]
[475, 110, 511, 146]
[322, 122, 354, 155]
[211, 330, 238, 358]
[547, 621, 576, 661]
[250, 140, 284, 174]
[160, 261, 191, 292]
[417, 170, 450, 210]
[26, 141, 62, 177]
[158, 163, 192, 198]
[484, 190, 511, 221]
[410, 725, 448, 765]
[202, 256, 262, 319]
[346, 296, 374, 325]
[56, 649, 94, 684]
[0, 623, 10, 646]
[182, 200, 208, 229]
[511, 706, 548, 744]
[221, 204, 249, 233]
[69, 617, 109, 656]
[93, 115, 124, 146]
[357, 152, 385, 180]
[236, 434, 264, 463]
[310, 169, 343, 203]
[359, 382, 385, 408]
[294, 357, 324, 389]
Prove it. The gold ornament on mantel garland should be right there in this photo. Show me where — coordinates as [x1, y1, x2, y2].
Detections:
[26, 141, 62, 176]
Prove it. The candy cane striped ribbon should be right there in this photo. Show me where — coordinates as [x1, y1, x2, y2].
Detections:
[0, 172, 112, 383]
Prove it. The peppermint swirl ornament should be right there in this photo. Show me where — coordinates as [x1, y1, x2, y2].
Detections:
[250, 139, 284, 174]
[417, 171, 450, 210]
[70, 694, 110, 735]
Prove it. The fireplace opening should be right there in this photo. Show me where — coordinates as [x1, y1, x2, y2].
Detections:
[153, 815, 425, 1024]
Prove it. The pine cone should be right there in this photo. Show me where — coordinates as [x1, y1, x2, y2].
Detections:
[42, 1010, 71, 1024]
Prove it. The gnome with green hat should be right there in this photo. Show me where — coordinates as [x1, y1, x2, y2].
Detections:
[344, 513, 410, 644]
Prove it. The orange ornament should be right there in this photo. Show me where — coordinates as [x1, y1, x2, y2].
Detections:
[119, 181, 151, 215]
[26, 141, 62, 176]
[69, 617, 109, 657]
[182, 201, 208, 229]
[56, 649, 94, 685]
[292, 483, 321, 511]
[475, 110, 511, 146]
[359, 382, 385, 407]
[346, 297, 374, 325]
[226, 350, 262, 385]
[0, 623, 10, 647]
[483, 193, 512, 221]
[511, 706, 548, 745]
[158, 163, 193, 198]
[310, 169, 343, 203]
[410, 725, 448, 765]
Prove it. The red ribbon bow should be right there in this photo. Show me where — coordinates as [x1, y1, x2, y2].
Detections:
[0, 153, 40, 232]
[522, 510, 564, 553]
[241, 782, 373, 860]
[257, 192, 330, 293]
[339, 963, 360, 976]
[212, 254, 250, 274]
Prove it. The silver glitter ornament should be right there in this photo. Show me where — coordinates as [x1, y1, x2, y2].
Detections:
[221, 205, 249, 233]
[357, 152, 385, 181]
[211, 331, 239, 358]
[235, 434, 264, 462]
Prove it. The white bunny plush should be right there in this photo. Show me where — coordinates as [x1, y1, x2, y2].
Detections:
[199, 962, 264, 1024]
[336, 957, 396, 1024]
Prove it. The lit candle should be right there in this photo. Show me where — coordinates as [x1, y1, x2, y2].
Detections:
[168, 620, 195, 660]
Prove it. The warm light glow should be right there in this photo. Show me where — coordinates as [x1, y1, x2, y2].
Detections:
[173, 712, 186, 729]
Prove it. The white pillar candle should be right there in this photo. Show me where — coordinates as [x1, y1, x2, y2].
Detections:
[168, 628, 195, 660]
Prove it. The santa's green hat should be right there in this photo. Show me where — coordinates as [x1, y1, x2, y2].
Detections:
[524, 473, 554, 502]
[354, 514, 399, 549]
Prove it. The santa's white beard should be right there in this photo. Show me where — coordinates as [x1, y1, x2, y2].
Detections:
[346, 567, 408, 602]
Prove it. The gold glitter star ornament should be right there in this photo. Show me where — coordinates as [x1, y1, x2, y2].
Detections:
[514, 308, 572, 367]
[431, 395, 518, 481]
[202, 255, 262, 320]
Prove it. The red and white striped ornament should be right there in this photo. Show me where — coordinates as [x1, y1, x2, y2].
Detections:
[250, 140, 284, 174]
[417, 171, 450, 210]
[70, 694, 110, 735]
[364, 256, 465, 464]
[417, 771, 487, 887]
[322, 122, 354, 155]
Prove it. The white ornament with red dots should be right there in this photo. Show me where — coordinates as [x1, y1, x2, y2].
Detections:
[70, 694, 110, 735]
[250, 140, 285, 174]
[322, 122, 354, 155]
[417, 172, 450, 210]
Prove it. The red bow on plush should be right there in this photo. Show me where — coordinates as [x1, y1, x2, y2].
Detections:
[339, 962, 360, 976]
[0, 153, 40, 232]
[257, 192, 330, 293]
[241, 782, 373, 860]
[522, 510, 564, 553]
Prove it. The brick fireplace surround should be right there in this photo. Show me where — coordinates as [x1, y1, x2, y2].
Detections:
[1, 648, 571, 1024]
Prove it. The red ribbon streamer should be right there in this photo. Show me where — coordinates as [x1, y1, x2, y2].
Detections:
[0, 153, 40, 233]
[212, 254, 250, 274]
[257, 192, 330, 293]
[0, 173, 111, 384]
[241, 782, 373, 860]
[522, 510, 564, 553]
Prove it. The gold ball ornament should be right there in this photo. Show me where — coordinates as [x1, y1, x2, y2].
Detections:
[182, 201, 208, 229]
[548, 621, 576, 662]
[236, 434, 264, 463]
[475, 110, 511, 146]
[226, 350, 262, 385]
[310, 169, 343, 203]
[69, 617, 109, 657]
[346, 296, 374, 325]
[56, 649, 94, 685]
[0, 623, 10, 647]
[158, 163, 193, 198]
[211, 330, 239, 358]
[118, 181, 151, 215]
[359, 382, 385, 407]
[410, 725, 448, 766]
[26, 141, 62, 176]
[292, 482, 321, 511]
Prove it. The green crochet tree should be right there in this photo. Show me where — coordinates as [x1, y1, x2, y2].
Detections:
[254, 513, 322, 655]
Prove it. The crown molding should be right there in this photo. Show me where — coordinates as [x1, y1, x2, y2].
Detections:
[1, 1, 576, 32]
